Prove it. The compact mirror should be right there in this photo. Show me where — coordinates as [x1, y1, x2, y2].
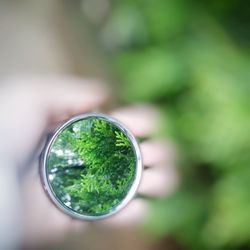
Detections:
[40, 114, 142, 220]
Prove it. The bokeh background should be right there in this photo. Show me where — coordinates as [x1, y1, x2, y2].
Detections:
[0, 0, 249, 250]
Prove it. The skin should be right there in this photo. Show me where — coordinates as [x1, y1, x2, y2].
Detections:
[0, 76, 178, 248]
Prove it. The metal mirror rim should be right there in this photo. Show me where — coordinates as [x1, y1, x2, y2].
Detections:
[40, 113, 143, 221]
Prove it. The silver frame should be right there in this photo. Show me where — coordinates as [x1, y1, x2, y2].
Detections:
[40, 113, 143, 221]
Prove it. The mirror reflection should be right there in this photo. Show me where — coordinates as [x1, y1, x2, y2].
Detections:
[46, 116, 137, 216]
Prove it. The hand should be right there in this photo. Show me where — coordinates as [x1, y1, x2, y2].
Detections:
[0, 76, 178, 248]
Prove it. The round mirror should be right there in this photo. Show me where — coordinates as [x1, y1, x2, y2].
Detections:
[40, 114, 142, 220]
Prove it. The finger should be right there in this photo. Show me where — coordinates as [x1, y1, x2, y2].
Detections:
[99, 200, 148, 228]
[42, 77, 111, 121]
[140, 140, 175, 167]
[138, 165, 179, 198]
[110, 105, 161, 137]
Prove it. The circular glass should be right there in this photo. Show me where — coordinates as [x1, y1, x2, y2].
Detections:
[41, 113, 142, 220]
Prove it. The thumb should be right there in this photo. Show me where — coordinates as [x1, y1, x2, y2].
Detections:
[0, 75, 111, 165]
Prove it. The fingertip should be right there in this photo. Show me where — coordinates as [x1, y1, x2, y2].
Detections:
[110, 105, 161, 137]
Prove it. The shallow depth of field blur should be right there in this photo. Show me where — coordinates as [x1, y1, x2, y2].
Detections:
[1, 0, 249, 250]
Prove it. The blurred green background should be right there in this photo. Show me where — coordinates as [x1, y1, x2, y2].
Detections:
[1, 0, 249, 249]
[81, 1, 250, 249]
[78, 1, 250, 249]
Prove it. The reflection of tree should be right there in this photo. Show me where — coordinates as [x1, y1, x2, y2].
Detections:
[48, 118, 136, 215]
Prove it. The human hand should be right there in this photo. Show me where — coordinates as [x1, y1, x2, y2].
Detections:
[0, 76, 178, 248]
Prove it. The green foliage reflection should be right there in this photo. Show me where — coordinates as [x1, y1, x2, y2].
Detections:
[47, 117, 136, 215]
